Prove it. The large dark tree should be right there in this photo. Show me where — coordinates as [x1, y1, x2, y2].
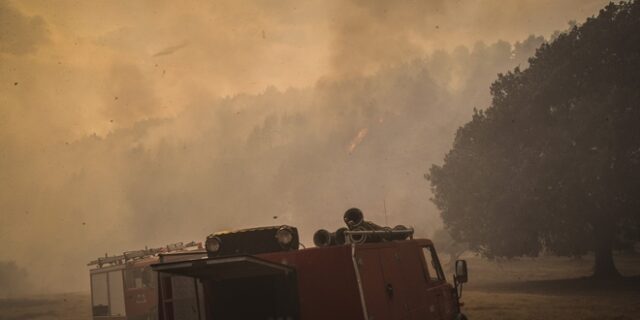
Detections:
[428, 1, 640, 278]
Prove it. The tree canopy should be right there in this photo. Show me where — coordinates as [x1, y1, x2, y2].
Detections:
[428, 1, 640, 278]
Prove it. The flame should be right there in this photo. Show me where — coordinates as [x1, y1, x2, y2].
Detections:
[348, 128, 369, 154]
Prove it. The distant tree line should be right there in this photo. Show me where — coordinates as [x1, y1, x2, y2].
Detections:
[428, 1, 640, 278]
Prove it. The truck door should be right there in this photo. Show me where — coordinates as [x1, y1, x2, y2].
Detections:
[357, 246, 411, 320]
[379, 247, 409, 320]
[356, 248, 390, 319]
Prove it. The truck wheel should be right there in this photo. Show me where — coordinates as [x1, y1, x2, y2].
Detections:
[455, 313, 468, 320]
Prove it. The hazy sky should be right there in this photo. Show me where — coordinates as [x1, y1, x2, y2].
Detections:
[0, 0, 610, 293]
[2, 0, 608, 139]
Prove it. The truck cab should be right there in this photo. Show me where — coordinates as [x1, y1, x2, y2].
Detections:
[151, 209, 469, 320]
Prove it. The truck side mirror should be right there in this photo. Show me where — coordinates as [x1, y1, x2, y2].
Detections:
[455, 260, 468, 283]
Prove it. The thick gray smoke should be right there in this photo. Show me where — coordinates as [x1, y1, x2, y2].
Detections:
[0, 0, 604, 293]
[6, 37, 541, 292]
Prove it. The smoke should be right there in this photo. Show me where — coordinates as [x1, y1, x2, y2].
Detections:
[0, 0, 49, 55]
[2, 38, 540, 291]
[0, 0, 607, 292]
[328, 0, 443, 76]
[326, 0, 608, 77]
[102, 63, 161, 127]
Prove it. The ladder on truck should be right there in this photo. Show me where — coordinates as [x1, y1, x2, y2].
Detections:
[87, 241, 201, 268]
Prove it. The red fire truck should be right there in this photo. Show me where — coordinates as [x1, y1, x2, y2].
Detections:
[151, 208, 469, 320]
[88, 241, 204, 320]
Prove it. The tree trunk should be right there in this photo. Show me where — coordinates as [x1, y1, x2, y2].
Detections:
[592, 226, 621, 279]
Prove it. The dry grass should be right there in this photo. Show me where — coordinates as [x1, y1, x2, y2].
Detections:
[0, 292, 90, 320]
[464, 291, 640, 320]
[0, 254, 638, 319]
[459, 253, 640, 320]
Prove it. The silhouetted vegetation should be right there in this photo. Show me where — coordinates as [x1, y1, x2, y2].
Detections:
[428, 1, 640, 278]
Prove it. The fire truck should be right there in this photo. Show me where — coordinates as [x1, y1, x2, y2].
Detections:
[88, 241, 204, 320]
[151, 208, 469, 320]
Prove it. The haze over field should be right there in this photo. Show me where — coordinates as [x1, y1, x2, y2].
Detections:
[0, 0, 609, 293]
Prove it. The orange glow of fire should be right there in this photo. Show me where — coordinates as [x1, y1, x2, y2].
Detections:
[348, 128, 369, 154]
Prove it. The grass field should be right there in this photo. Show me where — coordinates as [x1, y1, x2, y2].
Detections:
[0, 254, 638, 319]
[0, 292, 90, 320]
[460, 254, 640, 320]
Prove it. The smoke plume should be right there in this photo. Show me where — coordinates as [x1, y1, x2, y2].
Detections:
[0, 0, 607, 292]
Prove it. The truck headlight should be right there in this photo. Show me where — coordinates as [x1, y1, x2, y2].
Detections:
[205, 236, 221, 254]
[275, 226, 294, 248]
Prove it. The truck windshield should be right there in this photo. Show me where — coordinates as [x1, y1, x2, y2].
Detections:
[156, 256, 299, 320]
[158, 272, 298, 319]
[202, 273, 298, 319]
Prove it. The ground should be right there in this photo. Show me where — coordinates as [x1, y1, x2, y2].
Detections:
[459, 254, 640, 320]
[0, 254, 638, 320]
[0, 292, 89, 320]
